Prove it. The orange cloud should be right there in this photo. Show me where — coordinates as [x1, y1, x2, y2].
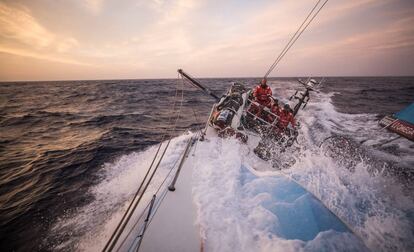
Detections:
[0, 0, 413, 80]
[0, 2, 84, 65]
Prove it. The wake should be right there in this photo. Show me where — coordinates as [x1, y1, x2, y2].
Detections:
[47, 90, 413, 252]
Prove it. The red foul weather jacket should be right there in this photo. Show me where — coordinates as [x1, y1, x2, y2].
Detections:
[278, 111, 296, 130]
[253, 85, 272, 106]
[266, 104, 281, 123]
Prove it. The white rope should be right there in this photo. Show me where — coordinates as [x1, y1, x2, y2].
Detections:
[103, 74, 188, 252]
[264, 0, 329, 78]
[116, 142, 185, 251]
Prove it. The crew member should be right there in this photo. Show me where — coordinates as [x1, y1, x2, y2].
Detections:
[266, 97, 281, 124]
[277, 104, 296, 131]
[249, 79, 272, 118]
[253, 79, 272, 107]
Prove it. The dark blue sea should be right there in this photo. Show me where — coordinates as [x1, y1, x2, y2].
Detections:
[0, 77, 413, 251]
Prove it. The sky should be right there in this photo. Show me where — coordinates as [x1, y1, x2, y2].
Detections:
[0, 0, 413, 81]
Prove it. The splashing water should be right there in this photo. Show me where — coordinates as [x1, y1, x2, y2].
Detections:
[190, 90, 413, 251]
[283, 92, 414, 251]
[44, 81, 413, 252]
[46, 134, 192, 251]
[192, 138, 369, 252]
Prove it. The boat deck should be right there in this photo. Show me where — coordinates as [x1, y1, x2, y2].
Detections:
[139, 146, 201, 252]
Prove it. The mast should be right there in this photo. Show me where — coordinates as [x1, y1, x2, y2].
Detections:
[292, 88, 310, 116]
[291, 79, 320, 116]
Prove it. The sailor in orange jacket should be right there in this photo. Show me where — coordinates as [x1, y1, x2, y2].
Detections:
[253, 79, 272, 107]
[249, 79, 273, 118]
[277, 104, 296, 131]
[266, 97, 281, 124]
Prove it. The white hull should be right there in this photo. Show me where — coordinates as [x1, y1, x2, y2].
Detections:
[128, 94, 367, 251]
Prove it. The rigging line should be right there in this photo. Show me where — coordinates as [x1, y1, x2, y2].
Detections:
[106, 140, 172, 252]
[111, 138, 172, 251]
[172, 75, 185, 133]
[118, 84, 186, 250]
[268, 0, 329, 76]
[269, 0, 329, 76]
[264, 0, 329, 78]
[191, 105, 205, 134]
[164, 72, 182, 135]
[104, 78, 179, 251]
[129, 176, 171, 252]
[109, 74, 186, 251]
[134, 194, 156, 252]
[130, 79, 193, 251]
[119, 173, 172, 252]
[102, 141, 163, 252]
[116, 135, 189, 251]
[183, 78, 204, 93]
[130, 137, 193, 251]
[134, 137, 194, 252]
[107, 93, 185, 251]
[103, 73, 185, 252]
[190, 107, 204, 154]
[133, 191, 169, 252]
[265, 0, 327, 78]
[264, 0, 323, 78]
[117, 161, 179, 251]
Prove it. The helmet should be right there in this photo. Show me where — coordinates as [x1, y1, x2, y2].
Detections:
[284, 104, 291, 111]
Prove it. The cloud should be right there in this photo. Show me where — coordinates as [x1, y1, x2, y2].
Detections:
[190, 0, 389, 57]
[0, 46, 91, 66]
[294, 11, 414, 58]
[178, 0, 412, 76]
[81, 0, 104, 15]
[0, 0, 413, 80]
[120, 0, 200, 62]
[57, 38, 80, 53]
[327, 0, 387, 14]
[0, 2, 84, 65]
[0, 2, 55, 48]
[76, 0, 414, 77]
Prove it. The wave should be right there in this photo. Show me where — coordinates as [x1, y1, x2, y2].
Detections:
[45, 90, 414, 252]
[0, 111, 80, 127]
[192, 138, 369, 252]
[0, 78, 414, 250]
[45, 134, 192, 251]
[285, 92, 414, 251]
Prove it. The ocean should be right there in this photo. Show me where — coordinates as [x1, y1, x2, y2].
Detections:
[0, 77, 413, 251]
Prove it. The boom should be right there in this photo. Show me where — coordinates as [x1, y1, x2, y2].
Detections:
[178, 69, 220, 101]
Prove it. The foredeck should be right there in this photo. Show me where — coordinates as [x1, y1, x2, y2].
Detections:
[139, 148, 201, 252]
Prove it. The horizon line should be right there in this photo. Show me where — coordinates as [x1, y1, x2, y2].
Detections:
[1, 74, 414, 83]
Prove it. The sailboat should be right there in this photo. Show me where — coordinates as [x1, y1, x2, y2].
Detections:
[98, 69, 368, 251]
[379, 103, 414, 141]
[101, 0, 370, 251]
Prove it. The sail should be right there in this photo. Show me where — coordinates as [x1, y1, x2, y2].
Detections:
[395, 102, 414, 124]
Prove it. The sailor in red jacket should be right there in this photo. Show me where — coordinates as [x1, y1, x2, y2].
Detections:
[249, 79, 273, 118]
[266, 97, 281, 124]
[253, 79, 272, 107]
[277, 104, 296, 131]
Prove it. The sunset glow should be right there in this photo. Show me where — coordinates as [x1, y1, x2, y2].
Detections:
[0, 0, 413, 81]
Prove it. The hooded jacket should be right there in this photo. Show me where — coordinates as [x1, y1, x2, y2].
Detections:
[253, 85, 272, 106]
